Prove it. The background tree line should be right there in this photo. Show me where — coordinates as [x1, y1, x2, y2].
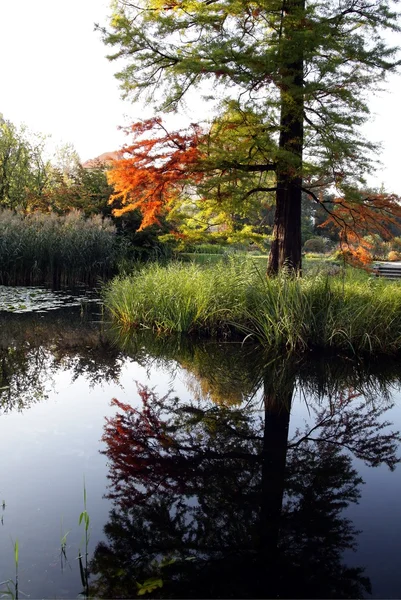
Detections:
[3, 105, 401, 273]
[0, 114, 169, 285]
[0, 114, 112, 216]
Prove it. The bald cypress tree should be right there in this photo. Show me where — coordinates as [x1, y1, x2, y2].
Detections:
[101, 0, 400, 273]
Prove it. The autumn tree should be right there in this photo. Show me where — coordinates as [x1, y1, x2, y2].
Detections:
[107, 110, 278, 251]
[101, 0, 401, 273]
[107, 119, 204, 229]
[0, 122, 113, 217]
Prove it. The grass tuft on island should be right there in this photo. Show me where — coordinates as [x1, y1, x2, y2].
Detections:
[102, 259, 401, 355]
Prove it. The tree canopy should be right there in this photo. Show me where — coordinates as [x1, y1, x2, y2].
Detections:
[0, 117, 116, 217]
[101, 0, 401, 273]
[0, 115, 49, 211]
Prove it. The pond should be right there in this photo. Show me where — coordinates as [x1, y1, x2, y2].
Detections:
[0, 293, 400, 598]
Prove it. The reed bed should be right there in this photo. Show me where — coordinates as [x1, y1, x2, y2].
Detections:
[103, 259, 401, 355]
[0, 209, 120, 287]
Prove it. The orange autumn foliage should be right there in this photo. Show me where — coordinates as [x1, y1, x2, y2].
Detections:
[108, 119, 401, 267]
[107, 118, 204, 229]
[320, 193, 401, 267]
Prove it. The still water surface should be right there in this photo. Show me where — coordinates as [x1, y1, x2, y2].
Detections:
[0, 296, 400, 598]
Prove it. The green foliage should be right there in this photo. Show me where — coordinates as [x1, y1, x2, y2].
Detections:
[189, 243, 228, 254]
[0, 115, 49, 211]
[173, 241, 265, 254]
[103, 260, 401, 355]
[136, 577, 163, 595]
[0, 120, 117, 218]
[179, 252, 229, 265]
[303, 237, 331, 254]
[42, 162, 114, 217]
[0, 209, 121, 286]
[390, 236, 401, 252]
[101, 0, 400, 274]
[114, 209, 172, 261]
[163, 107, 277, 239]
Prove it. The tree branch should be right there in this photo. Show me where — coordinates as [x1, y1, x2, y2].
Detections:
[243, 186, 278, 199]
[218, 161, 277, 173]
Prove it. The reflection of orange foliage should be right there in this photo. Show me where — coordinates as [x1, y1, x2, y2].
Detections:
[107, 119, 204, 229]
[102, 386, 194, 506]
[102, 384, 259, 509]
[329, 389, 361, 415]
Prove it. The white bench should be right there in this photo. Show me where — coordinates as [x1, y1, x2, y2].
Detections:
[373, 263, 401, 279]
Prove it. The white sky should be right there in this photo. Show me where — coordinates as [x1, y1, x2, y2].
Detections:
[0, 0, 400, 193]
[0, 0, 135, 162]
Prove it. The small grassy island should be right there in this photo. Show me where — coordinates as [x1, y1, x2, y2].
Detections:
[103, 257, 401, 356]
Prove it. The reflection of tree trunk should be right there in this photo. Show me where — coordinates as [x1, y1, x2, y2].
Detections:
[260, 377, 294, 579]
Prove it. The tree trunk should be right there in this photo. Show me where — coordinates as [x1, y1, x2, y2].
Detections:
[267, 0, 305, 276]
[268, 176, 302, 275]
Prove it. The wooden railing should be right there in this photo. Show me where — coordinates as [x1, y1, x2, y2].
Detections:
[373, 263, 401, 279]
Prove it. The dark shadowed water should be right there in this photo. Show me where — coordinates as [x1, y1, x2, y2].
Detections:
[0, 294, 400, 599]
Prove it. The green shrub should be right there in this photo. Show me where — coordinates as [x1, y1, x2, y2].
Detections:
[303, 237, 330, 254]
[388, 250, 401, 262]
[390, 237, 401, 252]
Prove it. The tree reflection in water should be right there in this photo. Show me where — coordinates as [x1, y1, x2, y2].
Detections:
[2, 308, 399, 598]
[0, 308, 124, 413]
[90, 347, 401, 599]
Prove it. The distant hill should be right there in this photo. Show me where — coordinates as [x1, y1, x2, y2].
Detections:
[82, 151, 123, 168]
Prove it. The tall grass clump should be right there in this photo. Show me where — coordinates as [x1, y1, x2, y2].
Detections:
[239, 269, 401, 355]
[104, 259, 401, 356]
[103, 258, 259, 333]
[0, 209, 121, 287]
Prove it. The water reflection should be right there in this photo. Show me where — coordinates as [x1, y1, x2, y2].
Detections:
[0, 310, 401, 598]
[0, 308, 123, 412]
[89, 336, 401, 599]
